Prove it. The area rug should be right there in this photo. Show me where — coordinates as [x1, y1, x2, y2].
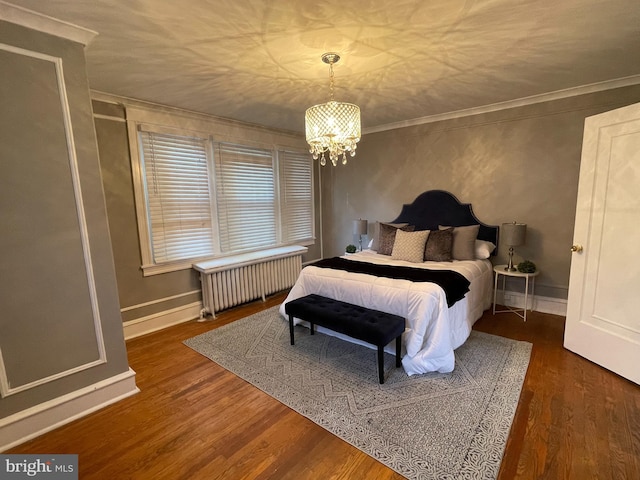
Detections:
[184, 306, 532, 479]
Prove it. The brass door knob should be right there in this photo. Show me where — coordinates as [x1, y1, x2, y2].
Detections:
[571, 244, 583, 253]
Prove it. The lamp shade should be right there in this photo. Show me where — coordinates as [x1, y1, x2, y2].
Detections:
[305, 101, 361, 166]
[353, 219, 368, 235]
[502, 222, 526, 247]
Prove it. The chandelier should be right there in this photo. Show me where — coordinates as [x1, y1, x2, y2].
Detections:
[305, 53, 361, 166]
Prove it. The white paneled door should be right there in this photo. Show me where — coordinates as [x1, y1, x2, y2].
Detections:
[564, 102, 640, 385]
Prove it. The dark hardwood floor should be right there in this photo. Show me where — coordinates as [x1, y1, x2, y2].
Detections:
[8, 293, 640, 479]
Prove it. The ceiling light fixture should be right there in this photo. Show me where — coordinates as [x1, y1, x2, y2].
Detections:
[305, 53, 361, 166]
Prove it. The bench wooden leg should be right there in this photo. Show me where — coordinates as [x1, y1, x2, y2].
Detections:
[377, 346, 385, 384]
[310, 322, 315, 335]
[288, 315, 295, 345]
[396, 335, 402, 368]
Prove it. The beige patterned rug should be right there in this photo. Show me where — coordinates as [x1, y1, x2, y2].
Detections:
[184, 306, 531, 479]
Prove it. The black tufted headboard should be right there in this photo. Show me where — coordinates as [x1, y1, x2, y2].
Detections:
[389, 190, 499, 253]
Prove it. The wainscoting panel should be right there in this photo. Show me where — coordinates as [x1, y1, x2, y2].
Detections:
[0, 43, 105, 398]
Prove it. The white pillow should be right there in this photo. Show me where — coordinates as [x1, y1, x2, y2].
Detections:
[475, 240, 496, 259]
[391, 229, 430, 263]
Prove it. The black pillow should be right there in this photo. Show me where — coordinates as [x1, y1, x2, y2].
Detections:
[424, 228, 453, 262]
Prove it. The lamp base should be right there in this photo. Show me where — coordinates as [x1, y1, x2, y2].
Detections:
[505, 247, 517, 271]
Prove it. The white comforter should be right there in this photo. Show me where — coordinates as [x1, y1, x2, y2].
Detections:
[279, 250, 493, 375]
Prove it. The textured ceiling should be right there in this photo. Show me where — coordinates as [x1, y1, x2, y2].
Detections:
[9, 0, 640, 132]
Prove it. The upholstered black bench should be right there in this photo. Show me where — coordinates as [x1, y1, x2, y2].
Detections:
[284, 294, 405, 384]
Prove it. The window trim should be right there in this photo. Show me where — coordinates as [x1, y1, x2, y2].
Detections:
[127, 118, 155, 274]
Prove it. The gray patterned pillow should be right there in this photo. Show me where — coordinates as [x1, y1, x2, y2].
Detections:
[424, 228, 453, 262]
[439, 224, 480, 260]
[378, 223, 415, 255]
[391, 229, 430, 263]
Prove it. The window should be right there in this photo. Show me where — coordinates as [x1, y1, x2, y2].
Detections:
[215, 143, 276, 252]
[131, 120, 314, 275]
[139, 130, 215, 263]
[279, 150, 313, 244]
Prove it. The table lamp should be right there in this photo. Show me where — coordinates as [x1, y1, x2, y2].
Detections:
[353, 219, 368, 251]
[502, 222, 526, 271]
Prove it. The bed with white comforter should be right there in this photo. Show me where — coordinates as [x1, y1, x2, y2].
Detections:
[278, 190, 499, 376]
[279, 250, 493, 375]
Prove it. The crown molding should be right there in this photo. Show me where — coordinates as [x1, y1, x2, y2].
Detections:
[91, 90, 303, 139]
[0, 1, 97, 46]
[364, 75, 640, 134]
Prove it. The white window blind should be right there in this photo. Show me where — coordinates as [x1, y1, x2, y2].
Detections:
[279, 150, 314, 243]
[140, 130, 215, 263]
[214, 143, 276, 252]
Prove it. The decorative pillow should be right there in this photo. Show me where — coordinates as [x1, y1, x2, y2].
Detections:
[377, 223, 415, 255]
[439, 224, 480, 260]
[475, 240, 496, 259]
[371, 222, 409, 251]
[424, 228, 453, 261]
[391, 230, 430, 263]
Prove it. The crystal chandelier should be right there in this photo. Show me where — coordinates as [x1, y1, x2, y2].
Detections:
[305, 53, 361, 166]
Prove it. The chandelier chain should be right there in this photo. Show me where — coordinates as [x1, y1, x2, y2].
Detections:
[329, 60, 335, 101]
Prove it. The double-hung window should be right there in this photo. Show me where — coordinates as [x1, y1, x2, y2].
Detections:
[131, 119, 314, 276]
[215, 143, 277, 252]
[279, 150, 314, 245]
[139, 130, 215, 265]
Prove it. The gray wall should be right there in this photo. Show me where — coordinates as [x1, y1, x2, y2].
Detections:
[93, 102, 201, 322]
[0, 22, 130, 417]
[321, 85, 640, 299]
[93, 101, 323, 322]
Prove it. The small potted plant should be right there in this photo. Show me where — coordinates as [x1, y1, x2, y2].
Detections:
[345, 244, 357, 254]
[517, 260, 537, 273]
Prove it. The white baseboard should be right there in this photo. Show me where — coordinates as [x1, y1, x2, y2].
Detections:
[495, 290, 567, 317]
[0, 368, 138, 452]
[123, 301, 203, 340]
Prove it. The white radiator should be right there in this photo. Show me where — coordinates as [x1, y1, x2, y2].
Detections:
[193, 246, 307, 317]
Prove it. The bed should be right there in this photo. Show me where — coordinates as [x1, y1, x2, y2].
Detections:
[279, 190, 499, 375]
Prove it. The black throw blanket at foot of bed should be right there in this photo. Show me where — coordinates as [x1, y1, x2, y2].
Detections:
[311, 257, 470, 307]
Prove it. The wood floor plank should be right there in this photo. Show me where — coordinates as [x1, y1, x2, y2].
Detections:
[7, 293, 640, 479]
[628, 385, 640, 476]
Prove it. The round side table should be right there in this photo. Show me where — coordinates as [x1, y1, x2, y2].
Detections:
[492, 264, 540, 321]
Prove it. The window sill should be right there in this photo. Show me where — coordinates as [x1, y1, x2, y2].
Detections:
[141, 260, 198, 276]
[141, 241, 315, 276]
